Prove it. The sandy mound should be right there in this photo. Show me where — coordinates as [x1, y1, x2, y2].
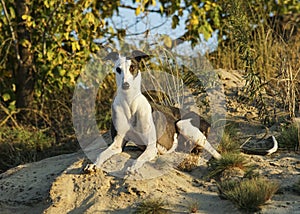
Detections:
[0, 149, 299, 213]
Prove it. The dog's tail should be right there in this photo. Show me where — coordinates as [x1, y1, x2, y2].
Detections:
[157, 133, 178, 155]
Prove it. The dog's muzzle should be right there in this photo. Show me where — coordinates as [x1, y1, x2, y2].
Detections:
[122, 82, 130, 90]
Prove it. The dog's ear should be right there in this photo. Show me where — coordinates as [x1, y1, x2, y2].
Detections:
[131, 50, 150, 62]
[104, 52, 119, 61]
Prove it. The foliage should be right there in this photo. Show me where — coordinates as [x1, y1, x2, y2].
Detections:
[218, 178, 279, 212]
[134, 198, 169, 214]
[207, 152, 249, 178]
[0, 126, 48, 172]
[208, 0, 300, 124]
[0, 125, 79, 173]
[218, 123, 240, 154]
[277, 123, 299, 151]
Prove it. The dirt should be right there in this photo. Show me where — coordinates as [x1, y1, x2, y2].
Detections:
[0, 69, 299, 214]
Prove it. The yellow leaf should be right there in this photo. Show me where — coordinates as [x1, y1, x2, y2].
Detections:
[190, 14, 199, 26]
[21, 15, 29, 20]
[160, 5, 164, 13]
[44, 0, 49, 8]
[163, 35, 172, 48]
[59, 69, 66, 76]
[135, 6, 141, 16]
[64, 32, 69, 40]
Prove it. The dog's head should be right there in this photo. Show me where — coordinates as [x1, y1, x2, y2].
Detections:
[105, 50, 149, 91]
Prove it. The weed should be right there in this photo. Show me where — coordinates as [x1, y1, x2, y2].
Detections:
[134, 198, 169, 214]
[187, 201, 199, 213]
[218, 123, 240, 154]
[177, 153, 199, 172]
[218, 178, 279, 212]
[277, 124, 299, 151]
[207, 152, 249, 179]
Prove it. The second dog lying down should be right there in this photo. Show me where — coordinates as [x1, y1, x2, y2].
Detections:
[86, 50, 221, 174]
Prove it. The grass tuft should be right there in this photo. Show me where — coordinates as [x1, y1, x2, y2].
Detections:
[218, 178, 279, 212]
[134, 198, 169, 214]
[187, 201, 199, 213]
[207, 152, 249, 178]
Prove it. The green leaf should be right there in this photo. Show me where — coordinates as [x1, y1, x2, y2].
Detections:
[2, 93, 11, 102]
[9, 7, 16, 19]
[8, 101, 16, 111]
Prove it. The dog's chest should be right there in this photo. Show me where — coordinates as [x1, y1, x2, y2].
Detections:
[113, 96, 139, 126]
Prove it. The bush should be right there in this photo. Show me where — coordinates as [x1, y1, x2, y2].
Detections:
[218, 178, 279, 212]
[0, 126, 78, 173]
[207, 152, 249, 178]
[277, 124, 299, 151]
[218, 123, 240, 154]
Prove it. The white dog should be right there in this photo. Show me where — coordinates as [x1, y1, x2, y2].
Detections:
[96, 50, 160, 173]
[86, 50, 221, 174]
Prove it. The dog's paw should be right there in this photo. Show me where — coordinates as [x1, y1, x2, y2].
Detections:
[127, 160, 143, 174]
[83, 163, 99, 174]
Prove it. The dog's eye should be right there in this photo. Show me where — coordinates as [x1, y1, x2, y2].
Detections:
[116, 67, 121, 74]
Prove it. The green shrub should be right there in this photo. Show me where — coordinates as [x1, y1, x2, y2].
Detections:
[0, 126, 55, 173]
[218, 123, 240, 154]
[277, 124, 299, 151]
[208, 152, 249, 178]
[218, 178, 279, 212]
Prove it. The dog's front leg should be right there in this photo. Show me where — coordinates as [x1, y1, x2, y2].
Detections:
[94, 134, 124, 167]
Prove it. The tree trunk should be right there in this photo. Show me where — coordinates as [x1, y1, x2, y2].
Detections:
[15, 0, 34, 118]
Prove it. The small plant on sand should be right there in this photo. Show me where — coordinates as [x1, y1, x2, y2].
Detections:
[277, 123, 299, 151]
[293, 178, 300, 195]
[218, 123, 240, 154]
[177, 153, 199, 172]
[134, 198, 169, 214]
[218, 177, 279, 212]
[207, 152, 249, 178]
[187, 200, 199, 213]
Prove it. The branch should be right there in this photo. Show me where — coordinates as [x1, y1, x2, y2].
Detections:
[0, 0, 22, 65]
[125, 19, 169, 36]
[119, 4, 162, 14]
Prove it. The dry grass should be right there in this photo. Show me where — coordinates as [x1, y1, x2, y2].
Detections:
[134, 198, 169, 214]
[177, 153, 200, 172]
